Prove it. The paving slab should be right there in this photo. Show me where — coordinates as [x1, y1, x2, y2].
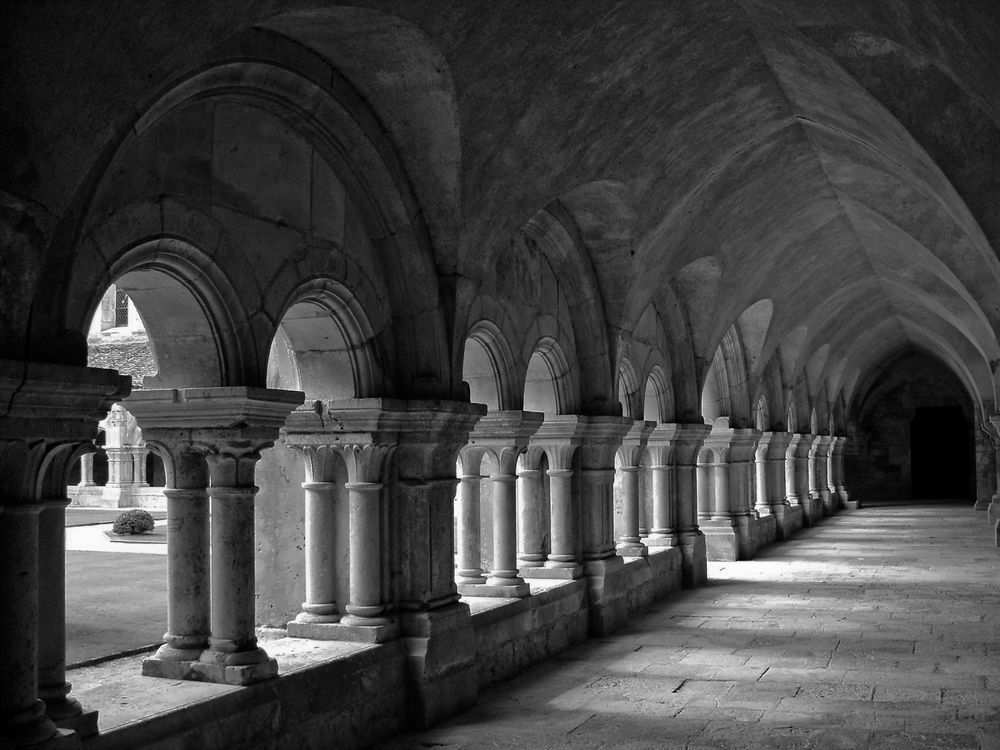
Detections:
[372, 504, 1000, 750]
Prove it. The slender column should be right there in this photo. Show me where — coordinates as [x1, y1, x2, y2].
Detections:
[712, 458, 731, 520]
[616, 465, 644, 556]
[646, 463, 675, 546]
[486, 472, 525, 586]
[516, 464, 546, 569]
[637, 467, 650, 538]
[671, 424, 711, 587]
[696, 458, 712, 521]
[133, 449, 149, 486]
[77, 453, 95, 486]
[0, 360, 125, 747]
[755, 443, 769, 515]
[139, 447, 210, 678]
[342, 480, 391, 625]
[0, 503, 65, 748]
[785, 435, 801, 506]
[814, 436, 834, 515]
[795, 434, 815, 523]
[616, 421, 653, 557]
[38, 497, 95, 738]
[831, 436, 850, 508]
[455, 472, 486, 584]
[297, 482, 341, 623]
[545, 467, 577, 568]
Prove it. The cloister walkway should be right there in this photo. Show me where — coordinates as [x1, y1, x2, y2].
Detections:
[375, 503, 1000, 750]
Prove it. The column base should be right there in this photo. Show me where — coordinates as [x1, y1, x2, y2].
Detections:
[700, 520, 739, 561]
[142, 655, 199, 680]
[287, 619, 398, 643]
[616, 541, 647, 558]
[458, 581, 530, 598]
[679, 530, 707, 588]
[644, 534, 678, 548]
[190, 657, 278, 686]
[398, 604, 477, 729]
[522, 564, 583, 580]
[54, 710, 98, 741]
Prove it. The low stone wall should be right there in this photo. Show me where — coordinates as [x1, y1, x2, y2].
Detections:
[469, 580, 589, 688]
[84, 643, 408, 750]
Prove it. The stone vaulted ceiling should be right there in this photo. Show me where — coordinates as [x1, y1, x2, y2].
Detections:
[2, 0, 998, 421]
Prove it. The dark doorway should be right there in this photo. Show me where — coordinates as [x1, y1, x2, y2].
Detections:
[910, 406, 969, 500]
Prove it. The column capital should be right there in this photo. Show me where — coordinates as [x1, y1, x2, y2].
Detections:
[466, 410, 544, 475]
[617, 419, 656, 467]
[758, 431, 793, 460]
[651, 422, 712, 465]
[703, 419, 761, 462]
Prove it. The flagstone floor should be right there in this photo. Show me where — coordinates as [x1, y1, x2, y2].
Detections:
[374, 503, 1000, 750]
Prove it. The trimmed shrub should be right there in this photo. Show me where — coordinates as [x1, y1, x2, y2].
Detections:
[112, 509, 156, 535]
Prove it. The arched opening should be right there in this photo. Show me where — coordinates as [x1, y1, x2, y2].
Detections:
[256, 287, 374, 628]
[524, 339, 569, 415]
[910, 406, 972, 500]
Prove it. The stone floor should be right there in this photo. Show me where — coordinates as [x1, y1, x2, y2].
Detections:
[374, 503, 1000, 750]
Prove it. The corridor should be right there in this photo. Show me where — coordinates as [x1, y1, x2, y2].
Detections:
[377, 504, 999, 750]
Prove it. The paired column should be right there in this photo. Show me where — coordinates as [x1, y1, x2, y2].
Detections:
[812, 435, 835, 515]
[0, 359, 126, 749]
[671, 423, 711, 587]
[516, 461, 547, 571]
[454, 447, 487, 586]
[644, 425, 677, 548]
[830, 436, 851, 508]
[455, 411, 541, 598]
[615, 421, 655, 558]
[795, 433, 816, 524]
[756, 431, 795, 539]
[127, 387, 304, 685]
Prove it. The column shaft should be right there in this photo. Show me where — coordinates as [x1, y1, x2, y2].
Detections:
[486, 475, 524, 585]
[342, 482, 388, 624]
[617, 466, 645, 556]
[0, 504, 60, 746]
[296, 482, 340, 623]
[78, 454, 95, 486]
[455, 474, 486, 583]
[647, 465, 674, 545]
[545, 469, 576, 567]
[516, 468, 546, 568]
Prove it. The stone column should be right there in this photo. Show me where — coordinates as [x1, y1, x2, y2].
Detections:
[516, 461, 546, 570]
[644, 425, 677, 548]
[339, 443, 395, 637]
[283, 444, 344, 634]
[758, 432, 795, 539]
[77, 453, 95, 486]
[132, 448, 149, 486]
[813, 435, 834, 515]
[987, 416, 1000, 531]
[670, 423, 712, 588]
[0, 359, 126, 749]
[454, 448, 487, 586]
[700, 419, 760, 560]
[458, 412, 540, 598]
[127, 387, 304, 686]
[785, 434, 802, 507]
[37, 489, 96, 739]
[615, 421, 655, 558]
[831, 436, 853, 509]
[796, 433, 816, 524]
[132, 441, 210, 680]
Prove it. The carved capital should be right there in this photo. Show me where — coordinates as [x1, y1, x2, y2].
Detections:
[338, 443, 394, 485]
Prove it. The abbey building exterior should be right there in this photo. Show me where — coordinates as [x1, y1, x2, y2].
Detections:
[2, 2, 999, 748]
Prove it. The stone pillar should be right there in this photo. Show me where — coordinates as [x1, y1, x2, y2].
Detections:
[457, 411, 541, 598]
[284, 444, 344, 634]
[700, 419, 760, 560]
[828, 436, 847, 510]
[454, 448, 487, 586]
[38, 493, 95, 739]
[134, 443, 210, 680]
[615, 421, 655, 558]
[758, 432, 795, 539]
[0, 359, 126, 749]
[126, 387, 304, 685]
[987, 416, 1000, 530]
[77, 452, 95, 486]
[796, 434, 816, 524]
[516, 462, 546, 570]
[785, 434, 802, 507]
[813, 435, 834, 515]
[339, 443, 395, 638]
[644, 425, 677, 548]
[671, 423, 712, 588]
[132, 448, 149, 486]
